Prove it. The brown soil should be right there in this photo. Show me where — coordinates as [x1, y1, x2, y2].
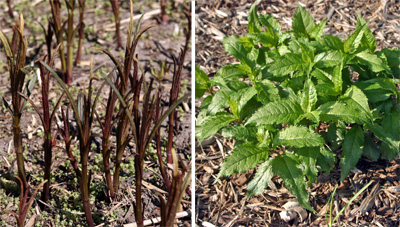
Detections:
[0, 0, 191, 226]
[195, 0, 400, 226]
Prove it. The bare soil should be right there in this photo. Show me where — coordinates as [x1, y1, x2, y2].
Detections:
[195, 0, 400, 226]
[0, 0, 191, 226]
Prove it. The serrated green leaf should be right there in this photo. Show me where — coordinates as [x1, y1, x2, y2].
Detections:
[297, 147, 319, 185]
[322, 35, 344, 52]
[247, 159, 274, 197]
[380, 107, 400, 160]
[377, 48, 400, 67]
[300, 79, 317, 113]
[332, 65, 343, 94]
[195, 65, 210, 99]
[195, 112, 237, 142]
[254, 79, 280, 104]
[317, 146, 336, 173]
[355, 78, 397, 103]
[341, 86, 372, 121]
[272, 153, 315, 211]
[363, 136, 380, 161]
[354, 51, 389, 73]
[303, 110, 321, 123]
[340, 125, 364, 182]
[309, 18, 327, 39]
[248, 2, 262, 33]
[314, 50, 343, 68]
[218, 143, 270, 177]
[259, 14, 281, 35]
[356, 14, 376, 53]
[213, 64, 251, 86]
[238, 86, 257, 113]
[246, 32, 278, 48]
[274, 125, 324, 148]
[327, 121, 346, 150]
[246, 98, 304, 125]
[223, 92, 239, 118]
[207, 90, 229, 114]
[268, 53, 305, 76]
[318, 101, 369, 124]
[366, 121, 400, 160]
[223, 35, 255, 69]
[344, 23, 366, 53]
[221, 125, 258, 142]
[292, 4, 315, 37]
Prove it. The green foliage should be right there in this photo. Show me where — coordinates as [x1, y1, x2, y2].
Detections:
[195, 3, 400, 211]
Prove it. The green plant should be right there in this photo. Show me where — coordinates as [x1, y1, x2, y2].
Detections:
[326, 181, 373, 226]
[195, 3, 400, 211]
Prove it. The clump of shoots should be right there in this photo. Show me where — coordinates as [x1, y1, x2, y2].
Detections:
[19, 45, 65, 204]
[0, 15, 36, 191]
[5, 177, 47, 227]
[41, 56, 108, 226]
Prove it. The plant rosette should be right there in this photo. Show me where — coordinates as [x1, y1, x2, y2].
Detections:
[195, 3, 400, 211]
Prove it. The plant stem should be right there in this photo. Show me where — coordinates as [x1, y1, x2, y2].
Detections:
[75, 0, 85, 66]
[110, 0, 122, 48]
[79, 136, 94, 226]
[66, 0, 74, 84]
[42, 132, 52, 203]
[134, 155, 144, 227]
[13, 114, 27, 191]
[160, 0, 167, 25]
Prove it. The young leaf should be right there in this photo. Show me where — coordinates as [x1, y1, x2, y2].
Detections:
[344, 23, 366, 53]
[248, 2, 261, 33]
[314, 50, 343, 68]
[355, 78, 397, 103]
[340, 125, 364, 182]
[317, 146, 336, 173]
[354, 51, 389, 73]
[300, 78, 317, 113]
[247, 159, 274, 197]
[327, 121, 346, 150]
[309, 18, 327, 39]
[363, 136, 380, 161]
[221, 125, 258, 142]
[272, 153, 315, 211]
[274, 125, 324, 148]
[356, 14, 376, 53]
[218, 143, 270, 177]
[297, 147, 319, 185]
[223, 35, 255, 69]
[377, 48, 400, 67]
[292, 3, 315, 37]
[195, 65, 210, 98]
[254, 79, 280, 104]
[380, 107, 400, 160]
[195, 112, 237, 142]
[259, 14, 281, 35]
[213, 64, 251, 86]
[322, 35, 344, 52]
[268, 53, 305, 76]
[206, 90, 229, 114]
[341, 86, 372, 121]
[318, 101, 369, 124]
[246, 98, 304, 125]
